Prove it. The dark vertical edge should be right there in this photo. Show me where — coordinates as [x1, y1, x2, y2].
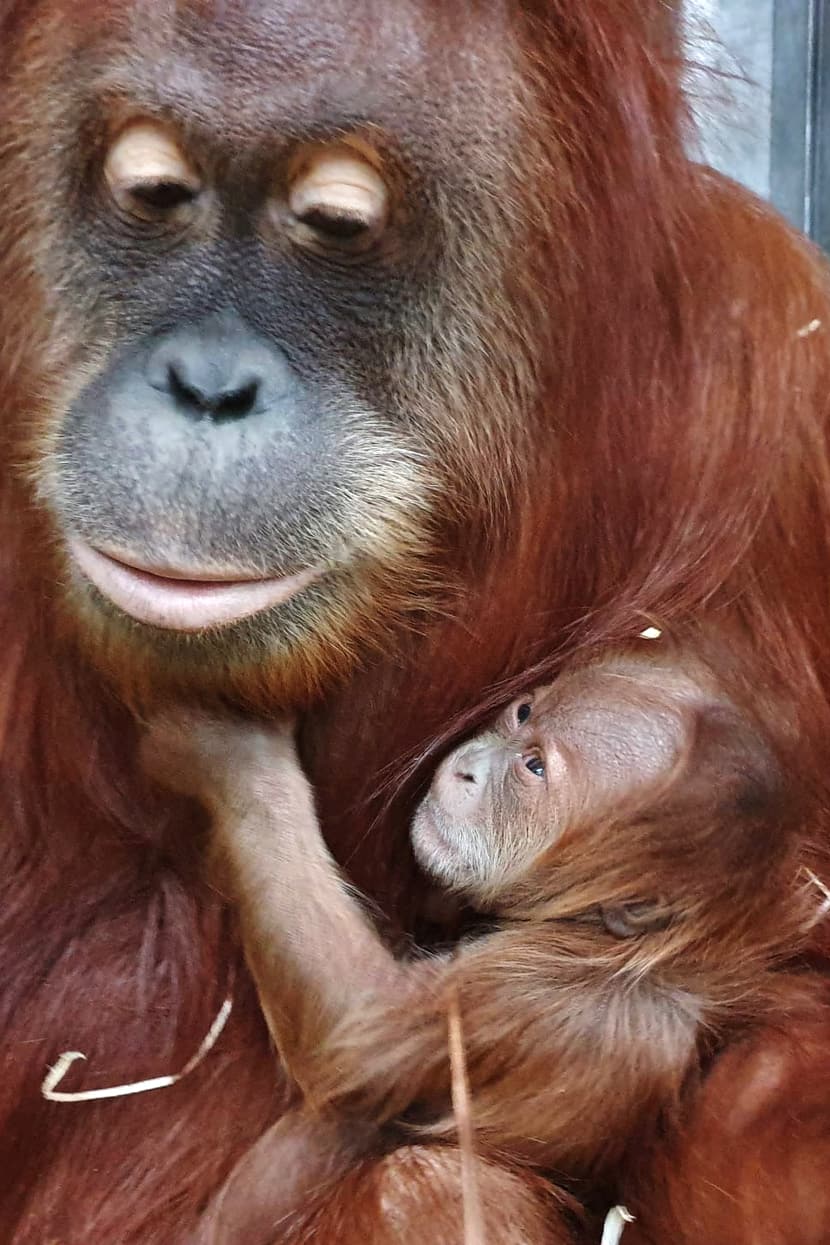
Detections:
[811, 0, 830, 250]
[769, 0, 813, 233]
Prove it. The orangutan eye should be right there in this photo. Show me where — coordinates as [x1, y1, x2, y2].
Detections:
[104, 121, 200, 222]
[288, 144, 389, 250]
[524, 754, 545, 778]
[128, 181, 196, 211]
[517, 703, 532, 726]
[295, 207, 370, 240]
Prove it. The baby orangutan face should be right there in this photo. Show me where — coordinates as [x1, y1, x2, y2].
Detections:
[410, 656, 710, 905]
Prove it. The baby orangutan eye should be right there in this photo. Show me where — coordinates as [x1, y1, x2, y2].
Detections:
[517, 703, 532, 726]
[524, 754, 545, 778]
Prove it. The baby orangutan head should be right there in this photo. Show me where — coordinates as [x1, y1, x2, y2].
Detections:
[410, 654, 719, 906]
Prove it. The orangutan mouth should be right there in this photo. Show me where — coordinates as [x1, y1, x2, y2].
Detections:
[68, 537, 323, 632]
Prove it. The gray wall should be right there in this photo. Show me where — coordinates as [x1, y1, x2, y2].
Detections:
[686, 0, 830, 249]
[686, 0, 775, 200]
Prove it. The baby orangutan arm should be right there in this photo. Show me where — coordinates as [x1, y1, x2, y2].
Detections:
[143, 715, 410, 1103]
[144, 647, 799, 1181]
[142, 665, 704, 1164]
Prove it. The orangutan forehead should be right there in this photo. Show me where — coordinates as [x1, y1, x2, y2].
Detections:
[62, 0, 520, 154]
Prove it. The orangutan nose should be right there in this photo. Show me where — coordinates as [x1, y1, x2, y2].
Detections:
[432, 741, 500, 815]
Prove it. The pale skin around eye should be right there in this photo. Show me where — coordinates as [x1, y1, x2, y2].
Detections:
[288, 146, 390, 237]
[104, 121, 201, 216]
[103, 123, 390, 243]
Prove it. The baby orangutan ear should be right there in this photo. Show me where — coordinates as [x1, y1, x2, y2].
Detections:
[600, 901, 671, 940]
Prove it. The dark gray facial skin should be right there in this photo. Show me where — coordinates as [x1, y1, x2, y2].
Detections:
[8, 0, 531, 693]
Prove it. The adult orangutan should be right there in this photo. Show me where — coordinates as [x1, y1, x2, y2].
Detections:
[1, 1, 829, 1243]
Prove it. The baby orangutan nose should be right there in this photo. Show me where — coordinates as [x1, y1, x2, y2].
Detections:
[432, 739, 501, 816]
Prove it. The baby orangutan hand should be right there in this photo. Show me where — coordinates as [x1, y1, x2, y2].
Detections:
[140, 709, 299, 813]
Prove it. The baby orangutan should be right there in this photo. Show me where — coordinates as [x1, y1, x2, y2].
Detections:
[144, 647, 812, 1243]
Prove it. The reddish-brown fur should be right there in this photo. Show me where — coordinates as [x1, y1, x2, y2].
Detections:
[140, 655, 819, 1244]
[624, 981, 830, 1244]
[2, 1, 830, 1242]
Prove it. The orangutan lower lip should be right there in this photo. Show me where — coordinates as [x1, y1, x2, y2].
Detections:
[68, 538, 322, 632]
